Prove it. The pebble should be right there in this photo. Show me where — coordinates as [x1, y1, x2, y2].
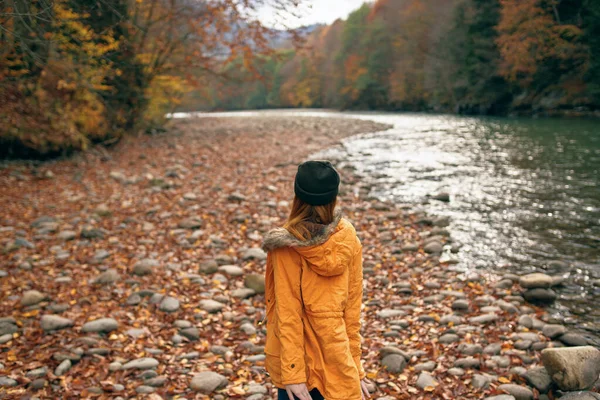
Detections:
[523, 288, 556, 303]
[518, 315, 533, 328]
[178, 217, 203, 229]
[472, 374, 491, 389]
[231, 288, 256, 299]
[439, 315, 463, 325]
[55, 360, 72, 376]
[416, 372, 438, 389]
[190, 371, 228, 393]
[0, 377, 17, 387]
[81, 318, 119, 333]
[121, 358, 159, 370]
[241, 247, 267, 261]
[30, 378, 46, 390]
[21, 290, 45, 306]
[469, 313, 499, 324]
[423, 241, 443, 254]
[92, 269, 120, 285]
[136, 385, 155, 394]
[439, 334, 460, 344]
[41, 315, 74, 331]
[519, 273, 553, 289]
[458, 344, 483, 355]
[447, 368, 465, 376]
[180, 327, 200, 341]
[453, 357, 480, 369]
[483, 343, 502, 355]
[484, 397, 516, 400]
[452, 299, 469, 310]
[377, 309, 406, 319]
[109, 362, 122, 371]
[497, 384, 534, 400]
[133, 258, 159, 276]
[26, 367, 47, 379]
[523, 367, 552, 393]
[199, 299, 226, 313]
[542, 324, 566, 339]
[57, 230, 76, 241]
[414, 361, 436, 371]
[174, 320, 192, 329]
[381, 354, 406, 373]
[217, 265, 244, 277]
[240, 322, 257, 335]
[559, 333, 589, 346]
[244, 274, 266, 294]
[145, 376, 167, 387]
[159, 296, 180, 313]
[199, 260, 219, 274]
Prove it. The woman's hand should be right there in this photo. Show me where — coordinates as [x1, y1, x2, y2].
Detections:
[285, 383, 312, 400]
[360, 378, 372, 399]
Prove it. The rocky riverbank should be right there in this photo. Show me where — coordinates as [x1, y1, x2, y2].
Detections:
[0, 116, 599, 399]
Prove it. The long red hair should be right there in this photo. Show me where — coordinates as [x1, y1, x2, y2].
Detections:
[283, 196, 337, 240]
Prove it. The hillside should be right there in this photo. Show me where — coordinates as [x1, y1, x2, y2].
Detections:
[189, 0, 600, 117]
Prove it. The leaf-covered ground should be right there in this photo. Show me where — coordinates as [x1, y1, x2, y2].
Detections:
[0, 116, 599, 399]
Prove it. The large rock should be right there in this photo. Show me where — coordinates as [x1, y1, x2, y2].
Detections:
[81, 318, 119, 333]
[519, 273, 553, 289]
[21, 290, 46, 306]
[244, 274, 265, 294]
[541, 346, 600, 391]
[190, 371, 228, 393]
[40, 315, 74, 331]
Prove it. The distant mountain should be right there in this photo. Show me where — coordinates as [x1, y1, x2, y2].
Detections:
[267, 23, 324, 49]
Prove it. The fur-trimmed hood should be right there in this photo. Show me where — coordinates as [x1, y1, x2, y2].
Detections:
[261, 211, 343, 252]
[262, 211, 358, 277]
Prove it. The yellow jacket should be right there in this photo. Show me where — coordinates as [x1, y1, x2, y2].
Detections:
[262, 212, 365, 400]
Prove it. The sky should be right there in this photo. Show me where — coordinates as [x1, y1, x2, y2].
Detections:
[256, 0, 368, 29]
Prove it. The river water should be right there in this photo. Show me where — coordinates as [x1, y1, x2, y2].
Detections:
[172, 109, 600, 335]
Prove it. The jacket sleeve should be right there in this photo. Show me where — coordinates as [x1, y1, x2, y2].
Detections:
[273, 248, 307, 385]
[344, 240, 366, 380]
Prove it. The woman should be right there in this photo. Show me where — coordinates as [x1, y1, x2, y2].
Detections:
[262, 161, 370, 400]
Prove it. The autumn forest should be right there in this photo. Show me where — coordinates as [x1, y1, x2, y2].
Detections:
[200, 0, 600, 118]
[1, 0, 600, 153]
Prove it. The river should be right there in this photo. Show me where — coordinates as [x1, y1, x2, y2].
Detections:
[171, 109, 600, 336]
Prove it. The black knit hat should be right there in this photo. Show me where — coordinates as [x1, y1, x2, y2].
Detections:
[294, 160, 340, 206]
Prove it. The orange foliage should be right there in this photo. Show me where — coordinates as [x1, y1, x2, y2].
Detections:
[496, 0, 586, 85]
